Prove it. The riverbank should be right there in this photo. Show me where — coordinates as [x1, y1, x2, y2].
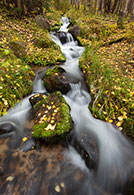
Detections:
[67, 8, 134, 139]
[0, 6, 65, 116]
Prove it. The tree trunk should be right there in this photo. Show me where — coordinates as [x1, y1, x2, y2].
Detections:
[127, 0, 134, 14]
[88, 0, 93, 12]
[99, 0, 104, 13]
[104, 0, 111, 13]
[94, 0, 98, 14]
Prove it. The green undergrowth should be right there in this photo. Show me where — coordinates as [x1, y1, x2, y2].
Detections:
[0, 45, 35, 116]
[80, 46, 134, 139]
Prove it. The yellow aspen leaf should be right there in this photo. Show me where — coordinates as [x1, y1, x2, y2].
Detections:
[98, 103, 101, 107]
[6, 176, 14, 182]
[116, 122, 122, 127]
[22, 137, 28, 142]
[118, 116, 123, 121]
[50, 120, 54, 124]
[60, 182, 65, 188]
[55, 185, 61, 192]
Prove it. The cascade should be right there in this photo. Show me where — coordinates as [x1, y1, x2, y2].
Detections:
[0, 16, 133, 195]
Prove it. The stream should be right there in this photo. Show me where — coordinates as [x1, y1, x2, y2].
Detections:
[0, 17, 134, 195]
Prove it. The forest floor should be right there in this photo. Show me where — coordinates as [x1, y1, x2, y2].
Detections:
[67, 8, 134, 139]
[0, 6, 64, 116]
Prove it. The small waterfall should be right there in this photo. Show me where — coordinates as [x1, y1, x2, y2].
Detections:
[33, 70, 46, 93]
[60, 17, 70, 32]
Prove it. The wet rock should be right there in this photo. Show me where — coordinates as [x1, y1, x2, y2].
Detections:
[20, 139, 36, 152]
[30, 91, 72, 143]
[54, 32, 69, 44]
[29, 93, 48, 107]
[0, 121, 18, 137]
[43, 66, 71, 94]
[69, 131, 98, 170]
[35, 15, 50, 31]
[9, 41, 26, 58]
[69, 25, 81, 37]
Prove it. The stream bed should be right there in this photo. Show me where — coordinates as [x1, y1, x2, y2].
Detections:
[0, 17, 134, 195]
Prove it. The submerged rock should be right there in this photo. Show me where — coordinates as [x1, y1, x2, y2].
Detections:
[30, 91, 72, 143]
[43, 66, 71, 94]
[0, 121, 18, 138]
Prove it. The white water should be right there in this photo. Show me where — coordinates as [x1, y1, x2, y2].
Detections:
[60, 17, 70, 32]
[52, 17, 134, 194]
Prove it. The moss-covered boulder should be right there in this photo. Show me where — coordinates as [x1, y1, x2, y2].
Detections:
[30, 91, 72, 143]
[34, 38, 59, 49]
[9, 41, 26, 58]
[43, 66, 71, 94]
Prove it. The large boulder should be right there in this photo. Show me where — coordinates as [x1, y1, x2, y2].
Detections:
[43, 66, 71, 94]
[9, 41, 26, 58]
[34, 38, 58, 49]
[30, 91, 72, 143]
[35, 15, 50, 31]
[69, 25, 81, 37]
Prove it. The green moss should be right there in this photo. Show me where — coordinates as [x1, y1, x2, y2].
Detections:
[32, 122, 48, 138]
[0, 46, 35, 116]
[32, 91, 72, 142]
[56, 103, 72, 134]
[55, 91, 68, 105]
[34, 37, 59, 49]
[45, 66, 65, 76]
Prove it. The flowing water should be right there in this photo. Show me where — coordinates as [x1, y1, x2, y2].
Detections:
[0, 17, 134, 195]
